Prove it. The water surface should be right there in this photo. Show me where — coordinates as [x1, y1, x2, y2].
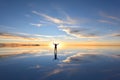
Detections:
[0, 46, 120, 80]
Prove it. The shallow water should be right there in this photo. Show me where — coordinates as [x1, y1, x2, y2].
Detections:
[0, 46, 120, 80]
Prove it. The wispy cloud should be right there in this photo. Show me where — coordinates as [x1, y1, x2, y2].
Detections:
[100, 11, 120, 21]
[32, 10, 119, 39]
[30, 23, 42, 27]
[32, 11, 63, 24]
[111, 33, 120, 37]
[98, 20, 117, 25]
[32, 10, 100, 39]
[32, 10, 76, 25]
[0, 25, 17, 32]
[98, 11, 120, 25]
[0, 32, 43, 42]
[59, 25, 100, 38]
[32, 11, 41, 16]
[0, 32, 30, 39]
[33, 34, 76, 40]
[0, 32, 75, 43]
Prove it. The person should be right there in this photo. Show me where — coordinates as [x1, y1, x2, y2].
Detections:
[54, 43, 58, 49]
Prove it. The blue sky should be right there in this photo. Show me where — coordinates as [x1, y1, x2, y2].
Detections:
[0, 0, 120, 44]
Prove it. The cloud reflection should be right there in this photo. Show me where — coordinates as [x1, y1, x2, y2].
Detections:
[29, 65, 41, 69]
[0, 47, 51, 58]
[47, 69, 63, 76]
[63, 53, 99, 63]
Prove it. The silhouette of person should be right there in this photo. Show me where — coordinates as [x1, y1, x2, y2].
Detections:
[54, 44, 58, 49]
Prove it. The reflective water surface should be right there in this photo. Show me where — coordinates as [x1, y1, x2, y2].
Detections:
[0, 46, 120, 80]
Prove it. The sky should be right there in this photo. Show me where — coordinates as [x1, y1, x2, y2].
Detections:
[0, 0, 120, 45]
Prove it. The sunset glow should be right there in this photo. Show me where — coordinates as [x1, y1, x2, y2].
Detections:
[0, 0, 120, 46]
[0, 1, 120, 80]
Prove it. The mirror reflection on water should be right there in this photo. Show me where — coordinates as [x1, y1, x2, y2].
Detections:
[0, 46, 120, 80]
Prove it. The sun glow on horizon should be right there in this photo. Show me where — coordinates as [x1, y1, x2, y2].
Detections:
[48, 41, 65, 50]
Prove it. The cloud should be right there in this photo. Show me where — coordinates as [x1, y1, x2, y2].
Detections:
[41, 13, 64, 24]
[30, 23, 42, 27]
[4, 32, 45, 41]
[34, 34, 75, 40]
[111, 33, 120, 37]
[0, 25, 17, 33]
[114, 34, 120, 37]
[100, 11, 120, 21]
[0, 32, 75, 43]
[59, 25, 100, 38]
[98, 11, 120, 25]
[0, 32, 43, 42]
[32, 10, 101, 38]
[0, 32, 29, 39]
[32, 10, 76, 25]
[98, 20, 117, 25]
[32, 11, 41, 16]
[32, 10, 119, 39]
[32, 11, 63, 24]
